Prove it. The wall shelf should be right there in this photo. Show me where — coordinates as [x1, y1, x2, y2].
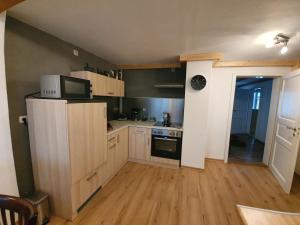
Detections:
[154, 84, 185, 89]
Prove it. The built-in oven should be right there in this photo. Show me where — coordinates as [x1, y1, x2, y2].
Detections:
[151, 128, 182, 160]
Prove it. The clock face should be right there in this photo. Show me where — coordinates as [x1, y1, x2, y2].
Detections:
[191, 75, 206, 90]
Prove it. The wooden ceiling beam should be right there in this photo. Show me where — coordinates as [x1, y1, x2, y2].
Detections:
[117, 63, 181, 70]
[179, 53, 223, 62]
[292, 61, 300, 71]
[0, 0, 25, 13]
[213, 60, 299, 68]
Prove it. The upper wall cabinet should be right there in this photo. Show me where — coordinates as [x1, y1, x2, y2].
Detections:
[70, 71, 125, 97]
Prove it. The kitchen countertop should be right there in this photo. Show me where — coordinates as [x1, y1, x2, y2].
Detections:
[107, 120, 183, 135]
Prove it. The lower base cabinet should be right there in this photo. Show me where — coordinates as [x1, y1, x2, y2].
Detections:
[129, 127, 151, 161]
[71, 166, 104, 212]
[104, 127, 129, 183]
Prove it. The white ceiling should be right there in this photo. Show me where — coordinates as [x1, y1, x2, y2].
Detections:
[8, 0, 300, 64]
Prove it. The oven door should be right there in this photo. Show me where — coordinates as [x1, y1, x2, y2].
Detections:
[151, 135, 182, 160]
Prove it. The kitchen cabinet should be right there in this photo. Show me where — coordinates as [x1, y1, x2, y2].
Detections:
[116, 127, 129, 171]
[70, 71, 125, 97]
[129, 127, 151, 161]
[106, 76, 117, 96]
[26, 99, 107, 220]
[116, 80, 125, 97]
[67, 103, 107, 184]
[105, 127, 129, 183]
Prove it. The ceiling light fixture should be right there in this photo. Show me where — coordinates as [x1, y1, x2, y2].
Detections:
[280, 43, 288, 55]
[265, 33, 290, 54]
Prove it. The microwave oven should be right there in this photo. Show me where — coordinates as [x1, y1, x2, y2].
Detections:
[40, 75, 92, 99]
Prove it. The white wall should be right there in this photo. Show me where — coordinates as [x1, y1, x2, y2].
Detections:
[0, 12, 19, 196]
[181, 61, 212, 169]
[206, 67, 290, 161]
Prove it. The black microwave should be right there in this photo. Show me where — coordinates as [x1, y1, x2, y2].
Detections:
[40, 75, 92, 99]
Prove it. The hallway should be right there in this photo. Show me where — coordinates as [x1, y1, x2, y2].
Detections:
[229, 133, 265, 164]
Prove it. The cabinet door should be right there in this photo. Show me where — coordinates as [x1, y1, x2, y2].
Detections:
[68, 103, 107, 184]
[129, 127, 136, 159]
[106, 134, 117, 180]
[114, 128, 129, 171]
[129, 127, 151, 161]
[119, 81, 125, 97]
[95, 74, 106, 96]
[106, 77, 117, 96]
[120, 127, 129, 164]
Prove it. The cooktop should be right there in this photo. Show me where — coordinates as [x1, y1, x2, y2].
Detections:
[154, 121, 183, 129]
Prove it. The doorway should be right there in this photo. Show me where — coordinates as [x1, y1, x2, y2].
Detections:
[228, 77, 273, 164]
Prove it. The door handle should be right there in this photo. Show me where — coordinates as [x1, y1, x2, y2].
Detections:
[287, 126, 300, 137]
[286, 126, 297, 132]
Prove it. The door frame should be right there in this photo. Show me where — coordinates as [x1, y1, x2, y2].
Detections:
[224, 74, 282, 164]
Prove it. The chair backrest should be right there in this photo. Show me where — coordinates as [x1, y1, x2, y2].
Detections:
[0, 194, 37, 225]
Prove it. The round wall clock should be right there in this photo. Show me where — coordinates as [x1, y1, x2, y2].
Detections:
[190, 75, 206, 90]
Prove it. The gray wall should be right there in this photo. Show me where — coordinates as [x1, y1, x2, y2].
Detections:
[123, 97, 184, 124]
[123, 68, 186, 98]
[5, 17, 117, 197]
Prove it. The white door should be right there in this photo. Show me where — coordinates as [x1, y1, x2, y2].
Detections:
[270, 73, 300, 193]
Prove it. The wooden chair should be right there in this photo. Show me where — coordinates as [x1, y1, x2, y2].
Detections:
[0, 194, 37, 225]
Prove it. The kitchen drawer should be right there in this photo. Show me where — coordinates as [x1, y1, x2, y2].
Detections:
[108, 133, 117, 146]
[78, 169, 102, 207]
[135, 127, 150, 134]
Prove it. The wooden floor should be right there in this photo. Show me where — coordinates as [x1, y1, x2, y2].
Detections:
[49, 160, 300, 225]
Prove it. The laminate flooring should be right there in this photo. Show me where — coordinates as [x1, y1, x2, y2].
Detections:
[49, 160, 300, 225]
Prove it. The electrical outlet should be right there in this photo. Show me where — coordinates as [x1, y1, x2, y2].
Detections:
[19, 115, 27, 124]
[73, 49, 79, 56]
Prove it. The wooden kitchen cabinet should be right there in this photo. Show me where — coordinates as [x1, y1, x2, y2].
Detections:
[105, 127, 129, 183]
[67, 103, 107, 184]
[70, 71, 125, 97]
[116, 80, 125, 97]
[129, 127, 151, 161]
[26, 99, 107, 220]
[115, 127, 129, 171]
[106, 77, 117, 96]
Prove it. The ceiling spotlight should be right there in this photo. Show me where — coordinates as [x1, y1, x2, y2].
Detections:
[266, 37, 278, 48]
[265, 41, 275, 48]
[281, 44, 288, 55]
[265, 33, 290, 54]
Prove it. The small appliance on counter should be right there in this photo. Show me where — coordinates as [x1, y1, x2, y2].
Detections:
[117, 113, 128, 121]
[40, 75, 92, 99]
[131, 108, 140, 121]
[162, 112, 171, 126]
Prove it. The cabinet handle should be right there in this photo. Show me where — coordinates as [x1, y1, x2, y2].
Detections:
[117, 134, 119, 143]
[86, 172, 97, 181]
[108, 92, 114, 95]
[104, 107, 106, 118]
[108, 137, 116, 142]
[109, 144, 116, 149]
[136, 131, 145, 134]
